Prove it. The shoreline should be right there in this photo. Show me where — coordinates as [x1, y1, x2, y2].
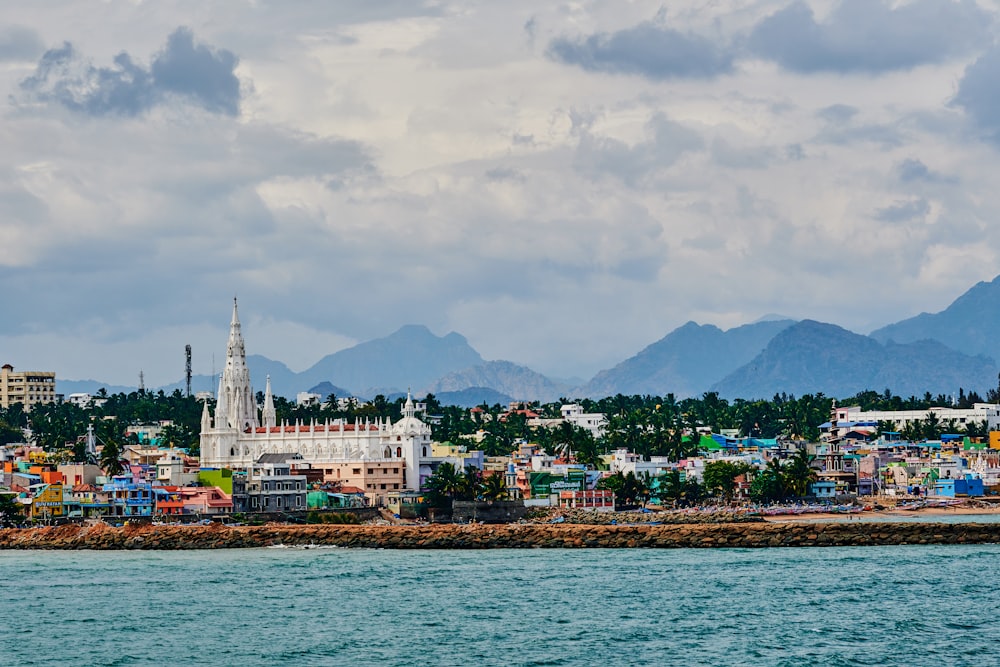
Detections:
[2, 520, 999, 550]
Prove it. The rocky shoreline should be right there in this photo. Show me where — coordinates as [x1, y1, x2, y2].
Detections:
[2, 520, 999, 550]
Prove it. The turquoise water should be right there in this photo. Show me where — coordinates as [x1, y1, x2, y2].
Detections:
[2, 545, 998, 666]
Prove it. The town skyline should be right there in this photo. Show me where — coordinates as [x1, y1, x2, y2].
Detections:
[4, 1, 1000, 385]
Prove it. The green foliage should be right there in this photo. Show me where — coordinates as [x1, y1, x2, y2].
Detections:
[423, 462, 509, 510]
[783, 449, 818, 498]
[598, 471, 649, 507]
[0, 494, 24, 526]
[99, 439, 125, 477]
[702, 461, 752, 501]
[306, 511, 361, 525]
[653, 469, 705, 507]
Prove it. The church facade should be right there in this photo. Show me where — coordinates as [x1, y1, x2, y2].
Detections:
[199, 300, 432, 492]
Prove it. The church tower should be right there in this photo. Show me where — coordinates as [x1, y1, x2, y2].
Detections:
[216, 298, 258, 432]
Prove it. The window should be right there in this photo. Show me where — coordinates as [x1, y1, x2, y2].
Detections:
[353, 468, 361, 475]
[367, 468, 374, 475]
[276, 497, 282, 508]
[393, 468, 399, 474]
[396, 447, 402, 457]
[380, 484, 386, 490]
[296, 497, 301, 507]
[393, 484, 399, 489]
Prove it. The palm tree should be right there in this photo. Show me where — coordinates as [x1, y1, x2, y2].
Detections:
[479, 473, 507, 501]
[99, 440, 125, 477]
[784, 448, 817, 498]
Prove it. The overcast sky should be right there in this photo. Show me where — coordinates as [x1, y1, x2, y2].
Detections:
[3, 0, 1000, 387]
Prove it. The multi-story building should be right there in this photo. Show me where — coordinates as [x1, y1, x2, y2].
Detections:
[243, 455, 308, 513]
[825, 404, 1000, 438]
[313, 460, 405, 505]
[1, 364, 56, 409]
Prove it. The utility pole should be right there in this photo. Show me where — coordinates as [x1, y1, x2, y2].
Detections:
[139, 370, 145, 393]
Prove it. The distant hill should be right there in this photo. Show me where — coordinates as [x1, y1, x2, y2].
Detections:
[306, 381, 354, 400]
[578, 319, 795, 398]
[296, 325, 483, 396]
[431, 387, 515, 408]
[425, 360, 569, 403]
[711, 320, 999, 399]
[871, 274, 1000, 361]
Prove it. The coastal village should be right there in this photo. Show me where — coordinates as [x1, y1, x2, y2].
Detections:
[3, 302, 1000, 527]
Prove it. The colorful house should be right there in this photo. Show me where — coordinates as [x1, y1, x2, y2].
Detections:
[29, 482, 64, 520]
[103, 477, 154, 516]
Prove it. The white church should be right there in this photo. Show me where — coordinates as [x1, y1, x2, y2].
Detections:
[199, 300, 433, 492]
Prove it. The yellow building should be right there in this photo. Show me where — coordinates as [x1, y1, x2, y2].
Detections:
[30, 483, 64, 520]
[990, 431, 1000, 450]
[1, 364, 56, 409]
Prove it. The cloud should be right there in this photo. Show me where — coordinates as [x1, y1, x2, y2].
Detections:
[548, 21, 733, 80]
[747, 0, 992, 74]
[817, 104, 858, 124]
[574, 113, 703, 186]
[896, 158, 953, 184]
[814, 105, 903, 147]
[18, 27, 241, 116]
[953, 45, 1000, 139]
[0, 25, 44, 62]
[876, 198, 930, 222]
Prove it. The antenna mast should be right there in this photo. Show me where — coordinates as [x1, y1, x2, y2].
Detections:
[185, 344, 192, 397]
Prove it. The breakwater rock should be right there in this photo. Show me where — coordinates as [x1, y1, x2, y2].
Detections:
[1, 521, 999, 550]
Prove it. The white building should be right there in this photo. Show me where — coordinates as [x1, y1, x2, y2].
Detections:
[560, 404, 607, 438]
[608, 449, 674, 479]
[296, 392, 322, 407]
[199, 300, 432, 492]
[831, 404, 1000, 434]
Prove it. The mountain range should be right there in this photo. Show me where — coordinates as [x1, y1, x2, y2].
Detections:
[58, 274, 1000, 403]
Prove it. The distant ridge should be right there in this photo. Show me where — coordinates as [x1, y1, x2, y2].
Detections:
[711, 320, 999, 398]
[577, 320, 795, 398]
[425, 360, 569, 403]
[295, 324, 483, 396]
[430, 387, 515, 408]
[871, 274, 1000, 362]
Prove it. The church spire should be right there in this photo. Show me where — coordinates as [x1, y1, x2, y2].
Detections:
[262, 375, 276, 429]
[215, 297, 258, 431]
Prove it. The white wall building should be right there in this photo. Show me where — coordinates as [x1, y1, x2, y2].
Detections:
[608, 449, 674, 479]
[834, 404, 1000, 432]
[199, 300, 432, 492]
[560, 404, 607, 438]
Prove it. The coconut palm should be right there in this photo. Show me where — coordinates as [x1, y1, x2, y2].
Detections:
[479, 473, 508, 501]
[784, 448, 817, 498]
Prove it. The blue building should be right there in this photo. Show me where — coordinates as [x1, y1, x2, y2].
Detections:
[932, 475, 984, 498]
[102, 477, 154, 516]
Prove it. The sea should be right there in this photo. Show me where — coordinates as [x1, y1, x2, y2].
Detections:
[2, 544, 997, 667]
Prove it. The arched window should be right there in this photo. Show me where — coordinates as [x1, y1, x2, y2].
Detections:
[384, 447, 391, 458]
[396, 447, 402, 458]
[422, 447, 427, 457]
[229, 447, 235, 456]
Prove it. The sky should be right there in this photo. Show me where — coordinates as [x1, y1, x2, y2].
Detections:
[2, 0, 1000, 387]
